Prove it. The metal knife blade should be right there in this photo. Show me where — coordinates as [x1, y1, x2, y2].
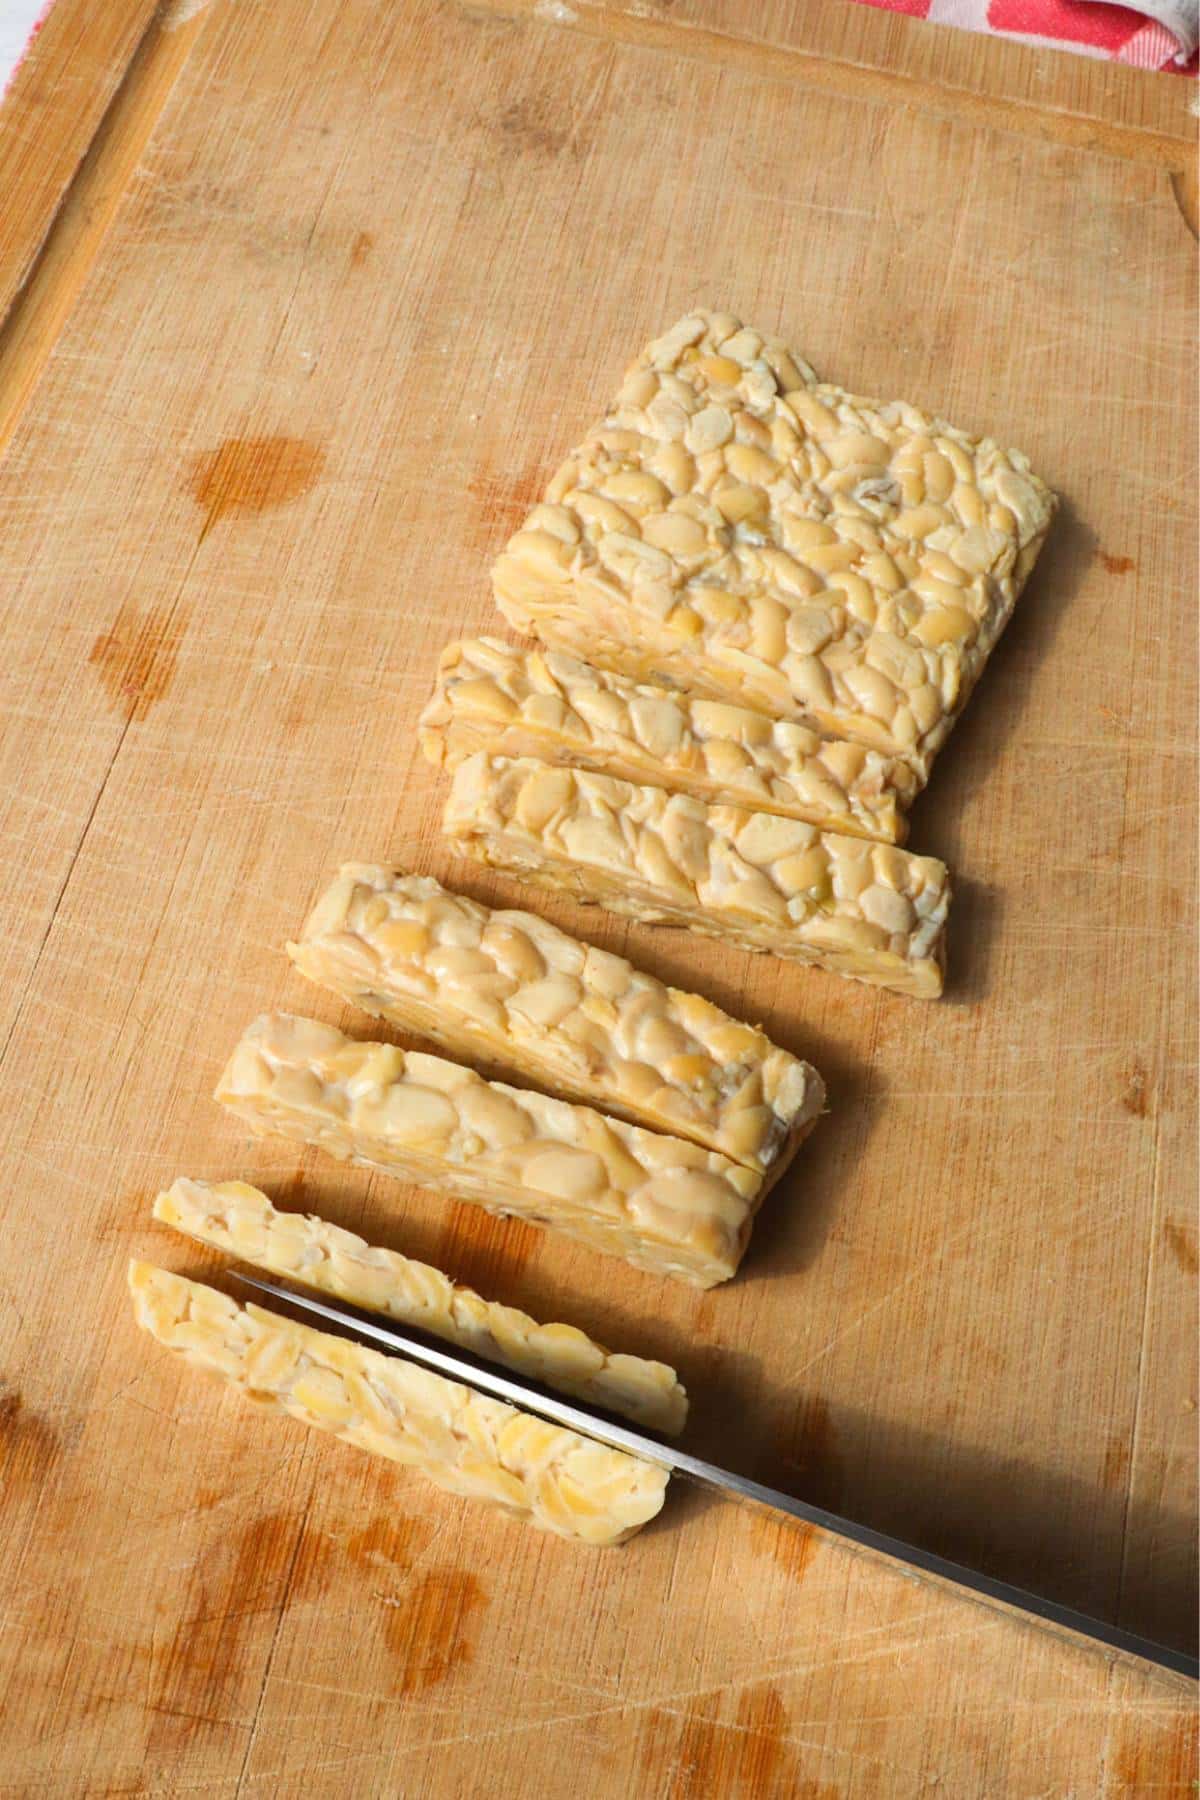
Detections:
[231, 1270, 1197, 1681]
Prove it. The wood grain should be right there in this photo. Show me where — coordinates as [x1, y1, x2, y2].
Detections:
[0, 0, 213, 457]
[0, 1, 1195, 1793]
[472, 0, 1196, 167]
[0, 0, 161, 322]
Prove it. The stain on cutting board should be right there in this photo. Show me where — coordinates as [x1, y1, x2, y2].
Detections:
[346, 1513, 436, 1574]
[778, 1394, 844, 1513]
[493, 95, 576, 160]
[1111, 1710, 1199, 1795]
[1164, 1217, 1199, 1275]
[1120, 1058, 1150, 1117]
[0, 1386, 60, 1496]
[278, 1509, 436, 1602]
[88, 600, 185, 723]
[335, 1512, 486, 1690]
[381, 1568, 488, 1692]
[188, 435, 325, 541]
[137, 1492, 494, 1715]
[1101, 1434, 1130, 1490]
[147, 1509, 312, 1750]
[289, 1503, 483, 1694]
[641, 1683, 838, 1800]
[747, 1513, 820, 1584]
[466, 456, 546, 551]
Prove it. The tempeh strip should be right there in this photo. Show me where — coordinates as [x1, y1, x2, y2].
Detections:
[287, 864, 824, 1179]
[419, 636, 914, 843]
[215, 1014, 767, 1288]
[154, 1177, 688, 1433]
[443, 755, 950, 999]
[128, 1261, 667, 1544]
[493, 310, 1056, 778]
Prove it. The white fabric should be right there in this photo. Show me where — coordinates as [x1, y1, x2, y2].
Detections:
[1116, 16, 1191, 61]
[0, 0, 53, 99]
[927, 0, 993, 27]
[1098, 0, 1199, 59]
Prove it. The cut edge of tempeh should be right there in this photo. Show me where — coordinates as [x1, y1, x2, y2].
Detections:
[154, 1176, 689, 1434]
[418, 635, 914, 843]
[492, 309, 1057, 777]
[128, 1260, 668, 1544]
[442, 754, 949, 999]
[287, 862, 824, 1179]
[214, 1013, 768, 1288]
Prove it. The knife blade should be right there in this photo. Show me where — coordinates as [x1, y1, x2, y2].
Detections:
[230, 1270, 1197, 1681]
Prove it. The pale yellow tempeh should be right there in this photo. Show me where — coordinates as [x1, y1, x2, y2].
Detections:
[287, 864, 824, 1178]
[215, 1014, 767, 1288]
[154, 1177, 688, 1434]
[129, 1261, 667, 1544]
[419, 636, 914, 843]
[493, 310, 1056, 778]
[443, 756, 950, 999]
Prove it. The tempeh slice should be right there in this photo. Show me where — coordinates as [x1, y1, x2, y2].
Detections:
[419, 636, 914, 843]
[287, 864, 824, 1179]
[154, 1177, 688, 1433]
[493, 310, 1056, 779]
[442, 755, 950, 999]
[215, 1014, 767, 1288]
[129, 1261, 667, 1544]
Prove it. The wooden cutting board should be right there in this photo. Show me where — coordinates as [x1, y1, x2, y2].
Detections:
[0, 2, 1195, 1793]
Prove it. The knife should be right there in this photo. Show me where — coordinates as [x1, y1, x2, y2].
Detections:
[231, 1271, 1197, 1681]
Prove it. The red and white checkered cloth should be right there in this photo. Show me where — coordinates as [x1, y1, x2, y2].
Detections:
[865, 0, 1197, 69]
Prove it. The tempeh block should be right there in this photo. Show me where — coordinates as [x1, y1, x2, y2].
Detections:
[154, 1177, 688, 1434]
[419, 636, 914, 843]
[129, 1261, 668, 1544]
[443, 755, 950, 999]
[215, 1014, 767, 1287]
[288, 864, 824, 1179]
[493, 310, 1056, 778]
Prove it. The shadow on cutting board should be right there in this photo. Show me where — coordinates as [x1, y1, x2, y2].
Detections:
[905, 495, 1098, 869]
[730, 1396, 1198, 1659]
